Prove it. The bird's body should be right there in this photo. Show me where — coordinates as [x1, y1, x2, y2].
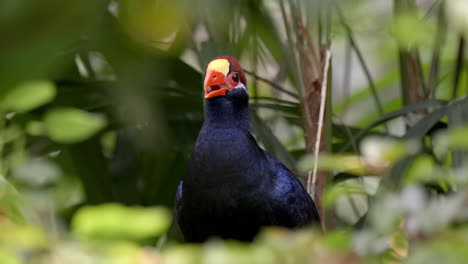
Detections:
[176, 57, 320, 242]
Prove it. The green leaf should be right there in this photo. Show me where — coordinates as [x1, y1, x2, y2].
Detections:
[384, 154, 419, 190]
[333, 71, 399, 115]
[0, 251, 20, 264]
[2, 80, 56, 112]
[446, 97, 468, 167]
[44, 108, 107, 143]
[434, 126, 468, 154]
[25, 120, 45, 136]
[408, 229, 468, 264]
[339, 99, 447, 153]
[403, 108, 447, 139]
[12, 158, 61, 187]
[72, 203, 171, 240]
[162, 245, 202, 264]
[403, 155, 451, 190]
[323, 183, 369, 209]
[0, 176, 24, 223]
[390, 13, 434, 47]
[1, 225, 47, 250]
[403, 155, 435, 185]
[251, 102, 300, 116]
[324, 231, 352, 252]
[299, 154, 367, 175]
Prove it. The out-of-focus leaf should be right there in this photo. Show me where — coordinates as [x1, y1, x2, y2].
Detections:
[54, 82, 110, 110]
[383, 154, 420, 190]
[100, 131, 116, 155]
[324, 231, 352, 252]
[332, 123, 399, 148]
[299, 154, 371, 176]
[53, 177, 84, 211]
[251, 96, 299, 106]
[25, 120, 45, 136]
[404, 108, 447, 139]
[203, 241, 260, 264]
[199, 42, 240, 68]
[62, 137, 114, 204]
[446, 97, 468, 167]
[104, 242, 143, 264]
[0, 1, 106, 89]
[361, 136, 420, 165]
[323, 183, 369, 209]
[334, 71, 400, 115]
[368, 194, 402, 234]
[72, 204, 171, 241]
[340, 99, 447, 152]
[12, 158, 61, 187]
[356, 97, 403, 128]
[403, 189, 466, 237]
[0, 176, 24, 223]
[409, 234, 468, 264]
[1, 80, 56, 112]
[119, 0, 187, 47]
[390, 13, 434, 47]
[44, 108, 107, 143]
[403, 155, 451, 191]
[0, 251, 20, 264]
[0, 225, 47, 250]
[446, 0, 468, 35]
[162, 245, 202, 264]
[404, 155, 435, 185]
[434, 126, 468, 153]
[251, 102, 300, 116]
[244, 1, 293, 83]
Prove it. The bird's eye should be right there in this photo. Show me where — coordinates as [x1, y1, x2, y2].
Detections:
[232, 73, 239, 82]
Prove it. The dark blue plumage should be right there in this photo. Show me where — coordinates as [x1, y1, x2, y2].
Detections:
[176, 58, 320, 242]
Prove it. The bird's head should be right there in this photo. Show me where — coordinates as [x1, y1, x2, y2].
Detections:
[204, 56, 247, 99]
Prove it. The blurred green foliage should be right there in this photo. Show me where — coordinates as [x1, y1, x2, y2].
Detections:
[0, 0, 468, 263]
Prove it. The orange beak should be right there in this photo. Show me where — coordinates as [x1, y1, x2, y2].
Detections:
[204, 69, 230, 99]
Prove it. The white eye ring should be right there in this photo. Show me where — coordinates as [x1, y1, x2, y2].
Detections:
[235, 82, 246, 91]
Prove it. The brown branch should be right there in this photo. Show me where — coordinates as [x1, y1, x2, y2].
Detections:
[296, 17, 329, 225]
[394, 0, 427, 120]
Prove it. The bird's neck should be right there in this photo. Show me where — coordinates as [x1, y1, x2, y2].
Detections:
[204, 96, 250, 131]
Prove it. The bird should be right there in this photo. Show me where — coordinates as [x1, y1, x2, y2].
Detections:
[176, 56, 320, 242]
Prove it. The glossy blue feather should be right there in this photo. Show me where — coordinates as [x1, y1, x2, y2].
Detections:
[176, 89, 320, 242]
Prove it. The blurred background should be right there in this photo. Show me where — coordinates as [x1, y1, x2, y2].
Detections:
[1, 0, 468, 263]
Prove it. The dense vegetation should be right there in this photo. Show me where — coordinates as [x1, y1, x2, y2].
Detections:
[1, 0, 468, 263]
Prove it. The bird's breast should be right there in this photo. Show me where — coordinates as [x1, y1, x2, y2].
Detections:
[192, 128, 258, 170]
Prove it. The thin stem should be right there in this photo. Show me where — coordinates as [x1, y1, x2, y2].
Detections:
[416, 53, 428, 98]
[452, 36, 466, 99]
[243, 70, 299, 99]
[308, 49, 331, 194]
[336, 8, 387, 124]
[289, 0, 308, 100]
[423, 0, 443, 19]
[279, 0, 302, 93]
[251, 32, 259, 102]
[428, 4, 445, 98]
[325, 2, 332, 47]
[342, 40, 353, 115]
